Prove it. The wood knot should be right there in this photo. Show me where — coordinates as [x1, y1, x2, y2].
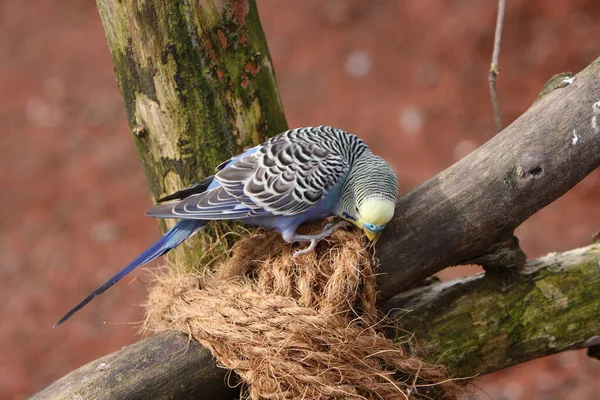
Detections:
[516, 153, 545, 180]
[133, 125, 147, 138]
[466, 235, 527, 276]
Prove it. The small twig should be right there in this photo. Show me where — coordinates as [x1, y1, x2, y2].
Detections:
[489, 0, 506, 133]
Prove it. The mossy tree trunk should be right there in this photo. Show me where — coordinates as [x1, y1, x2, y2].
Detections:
[96, 0, 287, 267]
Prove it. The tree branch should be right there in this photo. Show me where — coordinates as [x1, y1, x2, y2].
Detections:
[489, 0, 506, 133]
[384, 244, 600, 377]
[32, 333, 237, 400]
[34, 244, 600, 399]
[375, 57, 600, 300]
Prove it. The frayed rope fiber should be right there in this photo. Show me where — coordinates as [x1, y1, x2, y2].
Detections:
[144, 224, 461, 399]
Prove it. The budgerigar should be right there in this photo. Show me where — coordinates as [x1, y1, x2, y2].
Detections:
[55, 126, 398, 325]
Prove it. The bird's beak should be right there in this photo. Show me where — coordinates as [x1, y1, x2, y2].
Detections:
[364, 229, 378, 241]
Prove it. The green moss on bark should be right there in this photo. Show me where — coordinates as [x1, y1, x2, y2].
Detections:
[392, 245, 600, 377]
[96, 0, 287, 267]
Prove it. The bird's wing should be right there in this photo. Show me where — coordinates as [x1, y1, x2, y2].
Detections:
[146, 135, 350, 219]
[219, 135, 350, 216]
[154, 145, 264, 204]
[146, 184, 253, 220]
[156, 175, 215, 203]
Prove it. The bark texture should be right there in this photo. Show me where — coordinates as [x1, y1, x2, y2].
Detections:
[96, 0, 287, 265]
[385, 244, 600, 377]
[32, 333, 236, 400]
[376, 58, 600, 299]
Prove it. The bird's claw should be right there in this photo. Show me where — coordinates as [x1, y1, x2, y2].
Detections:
[290, 220, 350, 258]
[292, 239, 318, 258]
[322, 221, 336, 231]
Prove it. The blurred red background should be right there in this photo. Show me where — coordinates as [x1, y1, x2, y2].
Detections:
[1, 0, 599, 398]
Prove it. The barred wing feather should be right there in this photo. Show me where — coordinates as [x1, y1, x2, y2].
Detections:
[146, 137, 349, 219]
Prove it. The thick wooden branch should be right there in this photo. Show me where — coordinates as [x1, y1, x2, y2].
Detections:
[384, 244, 600, 377]
[96, 0, 287, 264]
[32, 333, 237, 400]
[34, 245, 600, 399]
[376, 57, 600, 300]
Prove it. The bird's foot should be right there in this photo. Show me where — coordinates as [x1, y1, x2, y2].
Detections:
[290, 220, 350, 258]
[292, 239, 319, 258]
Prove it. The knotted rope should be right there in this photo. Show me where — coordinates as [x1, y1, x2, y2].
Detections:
[144, 225, 460, 399]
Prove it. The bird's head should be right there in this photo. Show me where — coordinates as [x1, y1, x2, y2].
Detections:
[355, 197, 396, 240]
[341, 153, 398, 240]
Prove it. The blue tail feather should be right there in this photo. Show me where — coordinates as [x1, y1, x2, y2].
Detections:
[54, 219, 208, 326]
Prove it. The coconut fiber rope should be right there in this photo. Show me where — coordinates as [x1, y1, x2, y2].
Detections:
[144, 224, 461, 400]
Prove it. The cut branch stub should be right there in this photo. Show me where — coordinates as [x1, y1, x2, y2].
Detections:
[465, 234, 527, 275]
[588, 343, 600, 361]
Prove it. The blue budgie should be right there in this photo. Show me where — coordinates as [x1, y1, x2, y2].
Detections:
[55, 126, 398, 326]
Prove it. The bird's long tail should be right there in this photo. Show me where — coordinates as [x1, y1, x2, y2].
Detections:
[54, 219, 208, 326]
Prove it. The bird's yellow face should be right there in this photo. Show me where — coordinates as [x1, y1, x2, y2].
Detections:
[354, 198, 396, 241]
